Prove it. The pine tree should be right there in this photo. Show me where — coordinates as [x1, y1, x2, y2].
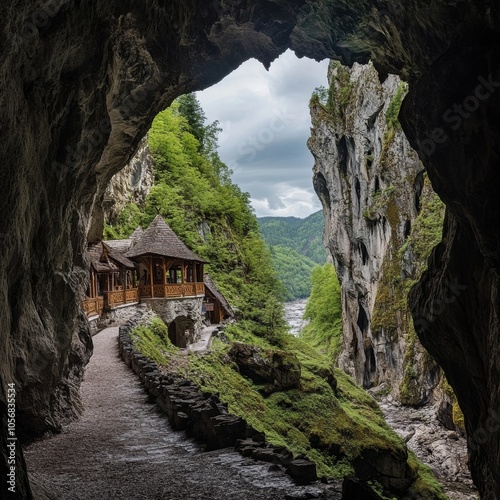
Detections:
[177, 93, 207, 148]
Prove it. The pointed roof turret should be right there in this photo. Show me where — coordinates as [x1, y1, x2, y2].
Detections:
[125, 215, 206, 262]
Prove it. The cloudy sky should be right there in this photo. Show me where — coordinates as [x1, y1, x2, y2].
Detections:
[197, 50, 329, 219]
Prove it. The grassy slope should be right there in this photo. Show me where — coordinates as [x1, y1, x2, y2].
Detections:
[132, 319, 446, 499]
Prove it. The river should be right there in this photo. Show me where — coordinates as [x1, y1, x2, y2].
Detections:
[284, 298, 309, 336]
[282, 300, 478, 499]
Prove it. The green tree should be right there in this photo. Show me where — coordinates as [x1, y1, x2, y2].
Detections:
[107, 95, 285, 343]
[176, 93, 208, 150]
[263, 296, 288, 344]
[301, 263, 343, 358]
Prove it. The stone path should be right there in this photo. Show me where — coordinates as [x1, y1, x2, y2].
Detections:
[24, 327, 338, 500]
[188, 324, 218, 352]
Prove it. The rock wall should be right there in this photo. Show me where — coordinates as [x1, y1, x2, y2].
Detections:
[104, 136, 154, 223]
[1, 1, 500, 498]
[309, 62, 441, 405]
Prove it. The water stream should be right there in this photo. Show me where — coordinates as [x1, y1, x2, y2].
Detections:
[284, 298, 309, 336]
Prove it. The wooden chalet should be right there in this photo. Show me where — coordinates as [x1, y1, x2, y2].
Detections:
[203, 274, 234, 324]
[124, 215, 206, 300]
[83, 242, 139, 318]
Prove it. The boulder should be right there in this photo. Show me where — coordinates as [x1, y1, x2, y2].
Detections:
[287, 459, 318, 484]
[342, 478, 383, 499]
[229, 343, 301, 390]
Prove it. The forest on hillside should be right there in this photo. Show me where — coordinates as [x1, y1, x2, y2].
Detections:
[258, 211, 326, 300]
[105, 94, 286, 341]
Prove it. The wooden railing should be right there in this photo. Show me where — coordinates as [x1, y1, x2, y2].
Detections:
[83, 297, 104, 317]
[138, 282, 205, 299]
[105, 288, 139, 309]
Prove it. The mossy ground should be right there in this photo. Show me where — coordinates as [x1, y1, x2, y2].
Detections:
[132, 317, 446, 498]
[130, 316, 179, 365]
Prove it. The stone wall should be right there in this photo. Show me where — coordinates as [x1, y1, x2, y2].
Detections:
[117, 315, 319, 486]
[140, 297, 204, 347]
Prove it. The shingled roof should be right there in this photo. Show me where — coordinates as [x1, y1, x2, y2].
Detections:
[88, 242, 136, 273]
[125, 215, 206, 262]
[204, 274, 234, 318]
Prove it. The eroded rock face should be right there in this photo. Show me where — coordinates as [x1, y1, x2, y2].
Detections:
[104, 136, 154, 223]
[1, 1, 500, 497]
[308, 62, 438, 400]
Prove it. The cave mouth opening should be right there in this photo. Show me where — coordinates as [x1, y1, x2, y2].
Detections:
[195, 50, 329, 221]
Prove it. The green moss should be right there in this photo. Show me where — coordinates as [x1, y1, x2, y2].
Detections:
[440, 376, 466, 432]
[131, 317, 446, 497]
[399, 324, 422, 406]
[183, 337, 405, 478]
[398, 177, 446, 276]
[385, 82, 408, 131]
[452, 402, 465, 432]
[363, 185, 396, 222]
[326, 61, 354, 118]
[370, 174, 446, 404]
[130, 316, 179, 365]
[405, 452, 447, 500]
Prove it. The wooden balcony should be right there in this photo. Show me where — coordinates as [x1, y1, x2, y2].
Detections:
[83, 297, 104, 317]
[105, 288, 139, 309]
[138, 282, 205, 299]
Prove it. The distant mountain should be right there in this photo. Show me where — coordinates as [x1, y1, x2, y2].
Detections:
[258, 211, 327, 300]
[258, 211, 327, 264]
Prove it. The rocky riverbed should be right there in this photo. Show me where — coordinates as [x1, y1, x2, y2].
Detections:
[376, 397, 478, 500]
[282, 301, 478, 499]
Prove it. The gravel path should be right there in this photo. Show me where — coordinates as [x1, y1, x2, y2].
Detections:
[188, 324, 217, 352]
[24, 327, 340, 500]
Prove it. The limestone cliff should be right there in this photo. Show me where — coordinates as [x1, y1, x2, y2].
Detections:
[104, 137, 154, 224]
[309, 62, 445, 405]
[1, 1, 500, 498]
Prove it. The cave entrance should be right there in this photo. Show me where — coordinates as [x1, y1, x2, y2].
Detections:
[168, 316, 195, 348]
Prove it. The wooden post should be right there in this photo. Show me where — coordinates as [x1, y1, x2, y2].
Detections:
[149, 256, 154, 297]
[162, 257, 166, 297]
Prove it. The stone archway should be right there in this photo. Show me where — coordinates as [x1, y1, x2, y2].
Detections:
[168, 316, 196, 349]
[1, 2, 500, 497]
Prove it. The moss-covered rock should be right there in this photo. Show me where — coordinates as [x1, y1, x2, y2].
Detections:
[228, 342, 301, 390]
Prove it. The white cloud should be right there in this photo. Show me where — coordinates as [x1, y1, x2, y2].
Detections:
[197, 50, 329, 219]
[251, 185, 322, 218]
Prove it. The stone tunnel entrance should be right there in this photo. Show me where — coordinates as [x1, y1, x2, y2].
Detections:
[168, 316, 196, 348]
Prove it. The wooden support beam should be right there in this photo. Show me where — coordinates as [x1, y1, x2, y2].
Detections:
[149, 256, 153, 297]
